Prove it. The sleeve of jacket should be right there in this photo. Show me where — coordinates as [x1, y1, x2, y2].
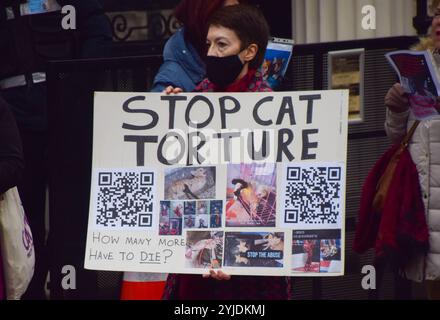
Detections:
[0, 98, 24, 194]
[384, 108, 410, 144]
[150, 61, 196, 93]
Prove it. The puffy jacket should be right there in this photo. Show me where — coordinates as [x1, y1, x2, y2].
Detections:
[151, 28, 205, 92]
[385, 39, 440, 281]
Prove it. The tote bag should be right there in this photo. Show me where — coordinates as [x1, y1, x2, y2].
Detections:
[0, 187, 35, 300]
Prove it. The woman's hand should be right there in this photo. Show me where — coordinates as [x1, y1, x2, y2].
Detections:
[163, 86, 183, 94]
[202, 269, 231, 281]
[385, 83, 409, 113]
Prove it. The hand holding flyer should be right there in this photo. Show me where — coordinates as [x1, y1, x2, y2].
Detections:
[386, 50, 440, 120]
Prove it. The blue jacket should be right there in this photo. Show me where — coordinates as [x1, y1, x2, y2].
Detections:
[151, 28, 206, 92]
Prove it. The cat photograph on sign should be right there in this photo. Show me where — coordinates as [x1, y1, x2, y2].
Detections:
[165, 166, 216, 200]
[185, 231, 224, 269]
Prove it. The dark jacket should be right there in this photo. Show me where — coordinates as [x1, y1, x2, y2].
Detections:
[0, 97, 24, 194]
[151, 28, 205, 92]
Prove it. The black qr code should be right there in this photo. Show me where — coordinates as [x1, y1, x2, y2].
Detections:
[284, 166, 342, 225]
[96, 171, 154, 228]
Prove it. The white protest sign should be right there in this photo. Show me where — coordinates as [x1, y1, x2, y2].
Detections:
[85, 90, 348, 276]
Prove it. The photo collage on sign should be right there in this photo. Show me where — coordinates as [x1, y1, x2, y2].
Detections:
[291, 230, 342, 273]
[154, 162, 343, 272]
[159, 166, 222, 235]
[159, 200, 223, 235]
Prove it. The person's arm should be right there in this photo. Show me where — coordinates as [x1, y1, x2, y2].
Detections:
[0, 97, 24, 194]
[384, 83, 410, 144]
[151, 61, 194, 93]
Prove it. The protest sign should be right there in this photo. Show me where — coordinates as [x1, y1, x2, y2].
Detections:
[84, 90, 348, 276]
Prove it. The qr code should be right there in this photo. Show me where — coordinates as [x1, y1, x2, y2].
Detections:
[95, 170, 155, 228]
[284, 165, 342, 226]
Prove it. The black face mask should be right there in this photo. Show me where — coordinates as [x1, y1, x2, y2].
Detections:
[205, 55, 244, 88]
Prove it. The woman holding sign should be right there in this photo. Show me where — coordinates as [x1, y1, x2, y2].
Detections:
[128, 0, 243, 300]
[384, 0, 440, 299]
[162, 4, 290, 300]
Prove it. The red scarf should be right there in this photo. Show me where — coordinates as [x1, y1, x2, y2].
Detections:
[353, 144, 429, 267]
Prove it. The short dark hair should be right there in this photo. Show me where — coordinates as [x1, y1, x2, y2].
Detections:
[208, 4, 270, 69]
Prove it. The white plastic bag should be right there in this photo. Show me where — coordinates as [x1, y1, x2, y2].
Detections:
[0, 187, 35, 300]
